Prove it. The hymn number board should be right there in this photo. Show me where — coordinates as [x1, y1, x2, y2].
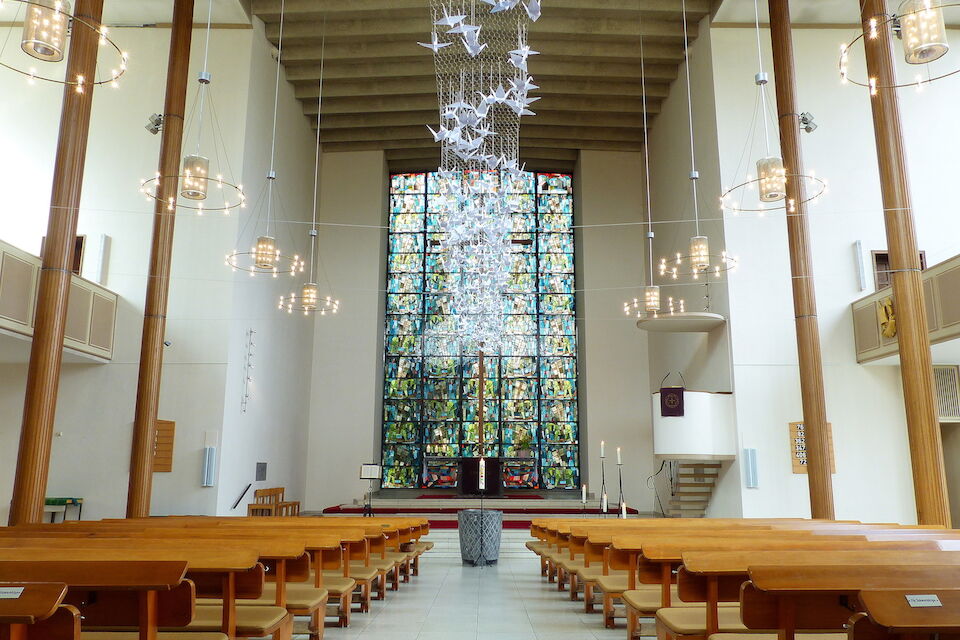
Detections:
[789, 421, 836, 474]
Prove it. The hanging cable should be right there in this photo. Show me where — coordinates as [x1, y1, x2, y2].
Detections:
[266, 0, 287, 232]
[640, 12, 654, 288]
[753, 0, 772, 155]
[309, 27, 326, 285]
[680, 0, 701, 236]
[194, 0, 215, 155]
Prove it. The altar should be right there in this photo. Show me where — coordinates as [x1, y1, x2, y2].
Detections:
[424, 456, 539, 492]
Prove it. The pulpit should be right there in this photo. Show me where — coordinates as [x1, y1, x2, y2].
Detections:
[457, 458, 503, 497]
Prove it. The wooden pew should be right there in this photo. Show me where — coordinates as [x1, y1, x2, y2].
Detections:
[848, 589, 960, 638]
[0, 582, 79, 640]
[740, 564, 960, 640]
[0, 561, 192, 640]
[666, 548, 951, 640]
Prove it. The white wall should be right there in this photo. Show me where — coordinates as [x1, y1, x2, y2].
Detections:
[646, 17, 742, 516]
[0, 17, 318, 522]
[215, 18, 318, 514]
[576, 150, 653, 513]
[304, 150, 387, 513]
[708, 25, 960, 522]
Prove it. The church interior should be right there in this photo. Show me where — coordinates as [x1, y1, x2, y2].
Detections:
[3, 0, 960, 638]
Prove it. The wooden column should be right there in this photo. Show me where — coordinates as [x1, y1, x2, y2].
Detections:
[8, 0, 105, 526]
[126, 0, 195, 518]
[860, 0, 950, 526]
[767, 0, 835, 519]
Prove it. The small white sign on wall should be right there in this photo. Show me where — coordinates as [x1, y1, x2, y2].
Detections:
[0, 587, 24, 599]
[905, 594, 943, 608]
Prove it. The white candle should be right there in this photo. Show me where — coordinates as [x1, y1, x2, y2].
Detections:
[600, 441, 605, 458]
[479, 457, 486, 491]
[617, 447, 622, 465]
[602, 492, 608, 513]
[581, 484, 587, 504]
[621, 502, 627, 518]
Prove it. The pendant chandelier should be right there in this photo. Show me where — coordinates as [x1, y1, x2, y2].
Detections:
[421, 0, 541, 355]
[225, 0, 302, 277]
[719, 0, 825, 215]
[0, 0, 127, 89]
[279, 34, 340, 317]
[623, 23, 679, 319]
[139, 0, 245, 214]
[840, 1, 958, 91]
[658, 0, 737, 284]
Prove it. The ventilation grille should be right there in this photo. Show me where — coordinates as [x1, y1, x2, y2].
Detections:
[934, 365, 960, 421]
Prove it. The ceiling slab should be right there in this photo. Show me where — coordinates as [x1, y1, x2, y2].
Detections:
[250, 0, 709, 171]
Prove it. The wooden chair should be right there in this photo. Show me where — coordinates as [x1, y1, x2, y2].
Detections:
[247, 488, 286, 516]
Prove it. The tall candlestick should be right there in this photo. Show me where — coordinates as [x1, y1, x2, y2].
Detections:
[600, 440, 605, 458]
[617, 447, 622, 465]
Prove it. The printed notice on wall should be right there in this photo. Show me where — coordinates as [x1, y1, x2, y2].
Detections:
[0, 587, 24, 599]
[906, 594, 942, 608]
[789, 421, 836, 475]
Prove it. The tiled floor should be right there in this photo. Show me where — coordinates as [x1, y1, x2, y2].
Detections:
[305, 530, 644, 640]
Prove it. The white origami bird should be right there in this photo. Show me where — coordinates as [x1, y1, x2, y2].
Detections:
[417, 32, 453, 52]
[435, 6, 467, 27]
[447, 22, 480, 35]
[463, 38, 487, 57]
[510, 75, 539, 94]
[426, 124, 449, 142]
[491, 0, 522, 13]
[524, 0, 541, 21]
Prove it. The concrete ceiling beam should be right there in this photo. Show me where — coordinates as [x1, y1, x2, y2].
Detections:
[305, 93, 661, 116]
[294, 76, 670, 99]
[319, 123, 645, 143]
[323, 137, 641, 152]
[285, 58, 676, 83]
[315, 109, 651, 130]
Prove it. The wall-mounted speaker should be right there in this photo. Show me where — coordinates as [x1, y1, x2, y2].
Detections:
[743, 448, 759, 489]
[202, 446, 217, 487]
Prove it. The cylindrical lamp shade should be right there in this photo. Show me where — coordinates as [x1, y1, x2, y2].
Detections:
[644, 285, 660, 313]
[181, 155, 210, 200]
[900, 0, 948, 64]
[757, 155, 786, 202]
[690, 235, 710, 270]
[254, 236, 278, 269]
[21, 0, 70, 62]
[301, 282, 318, 311]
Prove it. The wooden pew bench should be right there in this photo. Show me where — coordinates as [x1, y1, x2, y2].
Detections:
[847, 589, 960, 638]
[739, 564, 960, 640]
[0, 581, 79, 640]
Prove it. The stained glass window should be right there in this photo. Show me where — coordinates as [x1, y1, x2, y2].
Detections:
[382, 171, 579, 490]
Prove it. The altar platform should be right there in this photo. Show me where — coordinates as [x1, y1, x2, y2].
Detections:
[317, 493, 649, 529]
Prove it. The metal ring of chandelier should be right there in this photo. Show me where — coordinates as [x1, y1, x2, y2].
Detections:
[719, 173, 827, 214]
[139, 174, 247, 214]
[278, 288, 340, 316]
[839, 3, 960, 91]
[0, 0, 128, 87]
[658, 253, 739, 280]
[225, 250, 304, 278]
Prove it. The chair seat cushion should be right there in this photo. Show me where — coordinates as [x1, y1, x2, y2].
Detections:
[175, 604, 288, 635]
[242, 583, 329, 610]
[657, 606, 752, 635]
[555, 558, 584, 572]
[319, 574, 356, 595]
[597, 574, 629, 593]
[622, 586, 701, 612]
[576, 567, 626, 582]
[344, 564, 379, 581]
[709, 635, 846, 640]
[82, 634, 228, 640]
[526, 541, 547, 553]
[359, 558, 396, 572]
[384, 551, 411, 563]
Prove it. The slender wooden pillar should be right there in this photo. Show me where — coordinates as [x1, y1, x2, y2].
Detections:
[8, 0, 105, 526]
[860, 0, 950, 526]
[767, 0, 835, 519]
[126, 0, 195, 518]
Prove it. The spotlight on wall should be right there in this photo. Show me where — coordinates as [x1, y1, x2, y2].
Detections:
[799, 112, 817, 134]
[145, 113, 164, 135]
